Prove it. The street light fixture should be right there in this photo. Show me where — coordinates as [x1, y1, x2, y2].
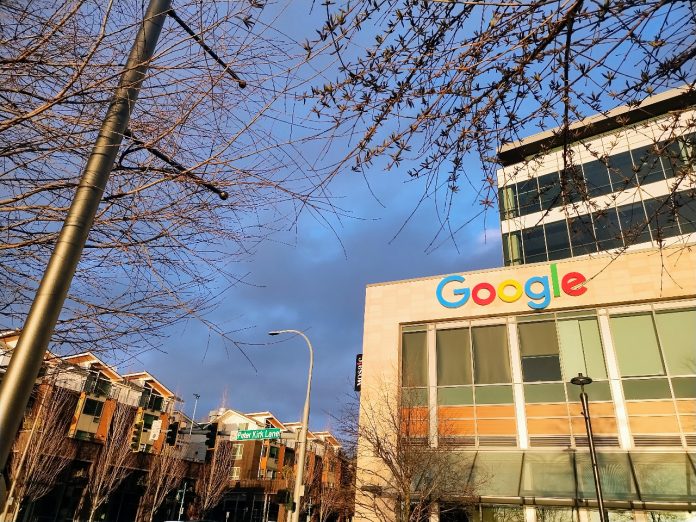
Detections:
[268, 330, 314, 522]
[570, 373, 607, 522]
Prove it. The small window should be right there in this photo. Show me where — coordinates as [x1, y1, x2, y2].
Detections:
[593, 208, 623, 250]
[402, 331, 428, 387]
[610, 314, 665, 377]
[143, 413, 157, 430]
[544, 220, 571, 261]
[607, 151, 637, 190]
[617, 201, 651, 245]
[538, 172, 562, 210]
[643, 195, 680, 241]
[675, 190, 696, 233]
[654, 309, 696, 376]
[82, 398, 104, 417]
[522, 225, 547, 264]
[518, 321, 562, 382]
[517, 178, 541, 216]
[557, 317, 607, 380]
[582, 160, 612, 197]
[499, 185, 518, 219]
[631, 144, 665, 184]
[472, 325, 511, 384]
[269, 446, 279, 459]
[437, 328, 472, 386]
[503, 231, 523, 266]
[231, 467, 240, 480]
[569, 215, 597, 256]
[232, 443, 243, 460]
[560, 167, 585, 204]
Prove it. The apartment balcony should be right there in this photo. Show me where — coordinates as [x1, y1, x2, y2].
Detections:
[231, 478, 290, 494]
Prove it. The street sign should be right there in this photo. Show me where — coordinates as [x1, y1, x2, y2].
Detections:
[235, 428, 281, 440]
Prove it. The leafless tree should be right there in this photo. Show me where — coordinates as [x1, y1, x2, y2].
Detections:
[77, 402, 136, 522]
[135, 444, 187, 522]
[336, 387, 476, 522]
[0, 0, 338, 358]
[192, 440, 236, 518]
[3, 382, 77, 522]
[310, 1, 696, 248]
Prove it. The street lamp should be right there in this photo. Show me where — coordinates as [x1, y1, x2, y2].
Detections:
[570, 373, 606, 522]
[268, 330, 314, 522]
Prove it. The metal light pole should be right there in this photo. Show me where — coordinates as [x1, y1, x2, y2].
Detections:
[570, 373, 607, 522]
[268, 330, 314, 522]
[0, 0, 173, 477]
[178, 392, 200, 521]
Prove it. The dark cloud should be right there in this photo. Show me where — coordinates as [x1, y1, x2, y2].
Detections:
[140, 172, 503, 430]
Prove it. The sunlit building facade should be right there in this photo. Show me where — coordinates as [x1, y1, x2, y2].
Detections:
[497, 87, 696, 265]
[357, 246, 696, 522]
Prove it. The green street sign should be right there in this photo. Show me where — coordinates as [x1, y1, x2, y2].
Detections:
[236, 428, 281, 440]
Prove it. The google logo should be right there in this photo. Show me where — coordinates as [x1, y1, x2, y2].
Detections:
[436, 264, 587, 310]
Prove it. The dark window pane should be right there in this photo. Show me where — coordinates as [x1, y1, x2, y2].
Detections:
[607, 151, 637, 190]
[499, 185, 518, 219]
[544, 220, 570, 260]
[593, 208, 623, 249]
[660, 138, 689, 179]
[83, 398, 103, 417]
[560, 167, 585, 204]
[631, 145, 665, 184]
[522, 225, 547, 263]
[402, 331, 428, 387]
[643, 195, 680, 241]
[569, 214, 597, 255]
[524, 383, 566, 402]
[474, 385, 514, 404]
[517, 178, 541, 216]
[472, 325, 511, 384]
[675, 189, 696, 233]
[622, 378, 671, 400]
[437, 328, 472, 386]
[538, 172, 562, 210]
[617, 201, 651, 245]
[503, 231, 523, 266]
[522, 356, 563, 382]
[582, 160, 613, 197]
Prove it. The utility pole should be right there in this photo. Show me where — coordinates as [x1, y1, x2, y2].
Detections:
[0, 0, 173, 483]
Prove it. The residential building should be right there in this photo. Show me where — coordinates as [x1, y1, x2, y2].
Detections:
[497, 87, 696, 266]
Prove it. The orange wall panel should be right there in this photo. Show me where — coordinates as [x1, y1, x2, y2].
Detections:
[527, 417, 571, 435]
[438, 406, 475, 419]
[679, 415, 696, 432]
[625, 400, 676, 415]
[568, 402, 615, 417]
[629, 415, 680, 434]
[526, 403, 569, 417]
[676, 400, 696, 414]
[476, 418, 517, 435]
[475, 405, 516, 418]
[571, 417, 617, 435]
[440, 419, 474, 436]
[95, 399, 116, 442]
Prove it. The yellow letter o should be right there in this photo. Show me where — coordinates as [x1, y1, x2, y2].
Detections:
[498, 279, 523, 303]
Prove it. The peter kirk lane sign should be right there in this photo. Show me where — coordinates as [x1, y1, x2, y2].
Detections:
[235, 428, 281, 440]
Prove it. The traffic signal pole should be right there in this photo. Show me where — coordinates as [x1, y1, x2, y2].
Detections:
[0, 0, 172, 481]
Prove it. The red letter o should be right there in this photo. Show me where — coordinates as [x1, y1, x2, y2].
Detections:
[472, 282, 496, 305]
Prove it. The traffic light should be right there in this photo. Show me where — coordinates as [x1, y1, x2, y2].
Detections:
[205, 422, 218, 449]
[166, 421, 179, 446]
[130, 421, 143, 452]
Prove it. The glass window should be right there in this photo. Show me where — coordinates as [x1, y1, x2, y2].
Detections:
[438, 386, 474, 405]
[544, 220, 571, 260]
[520, 452, 575, 497]
[499, 185, 518, 219]
[82, 398, 104, 417]
[607, 151, 637, 191]
[560, 167, 585, 204]
[643, 195, 680, 241]
[522, 225, 547, 263]
[478, 506, 525, 522]
[558, 317, 607, 380]
[566, 381, 613, 401]
[583, 160, 613, 197]
[517, 178, 541, 216]
[661, 138, 689, 178]
[518, 321, 562, 382]
[143, 413, 156, 430]
[610, 314, 665, 376]
[569, 214, 598, 256]
[402, 331, 428, 387]
[470, 452, 523, 496]
[503, 231, 523, 266]
[671, 377, 696, 398]
[538, 172, 562, 210]
[654, 309, 696, 375]
[631, 144, 665, 184]
[675, 189, 696, 234]
[622, 378, 671, 400]
[524, 383, 566, 403]
[437, 328, 472, 386]
[536, 508, 577, 522]
[472, 325, 511, 384]
[475, 385, 514, 404]
[577, 452, 637, 501]
[631, 453, 696, 502]
[617, 201, 651, 245]
[402, 387, 428, 407]
[593, 208, 624, 250]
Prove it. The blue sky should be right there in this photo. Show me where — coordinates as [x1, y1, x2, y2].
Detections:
[133, 162, 504, 431]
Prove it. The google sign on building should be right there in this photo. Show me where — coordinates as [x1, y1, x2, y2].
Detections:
[436, 263, 587, 310]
